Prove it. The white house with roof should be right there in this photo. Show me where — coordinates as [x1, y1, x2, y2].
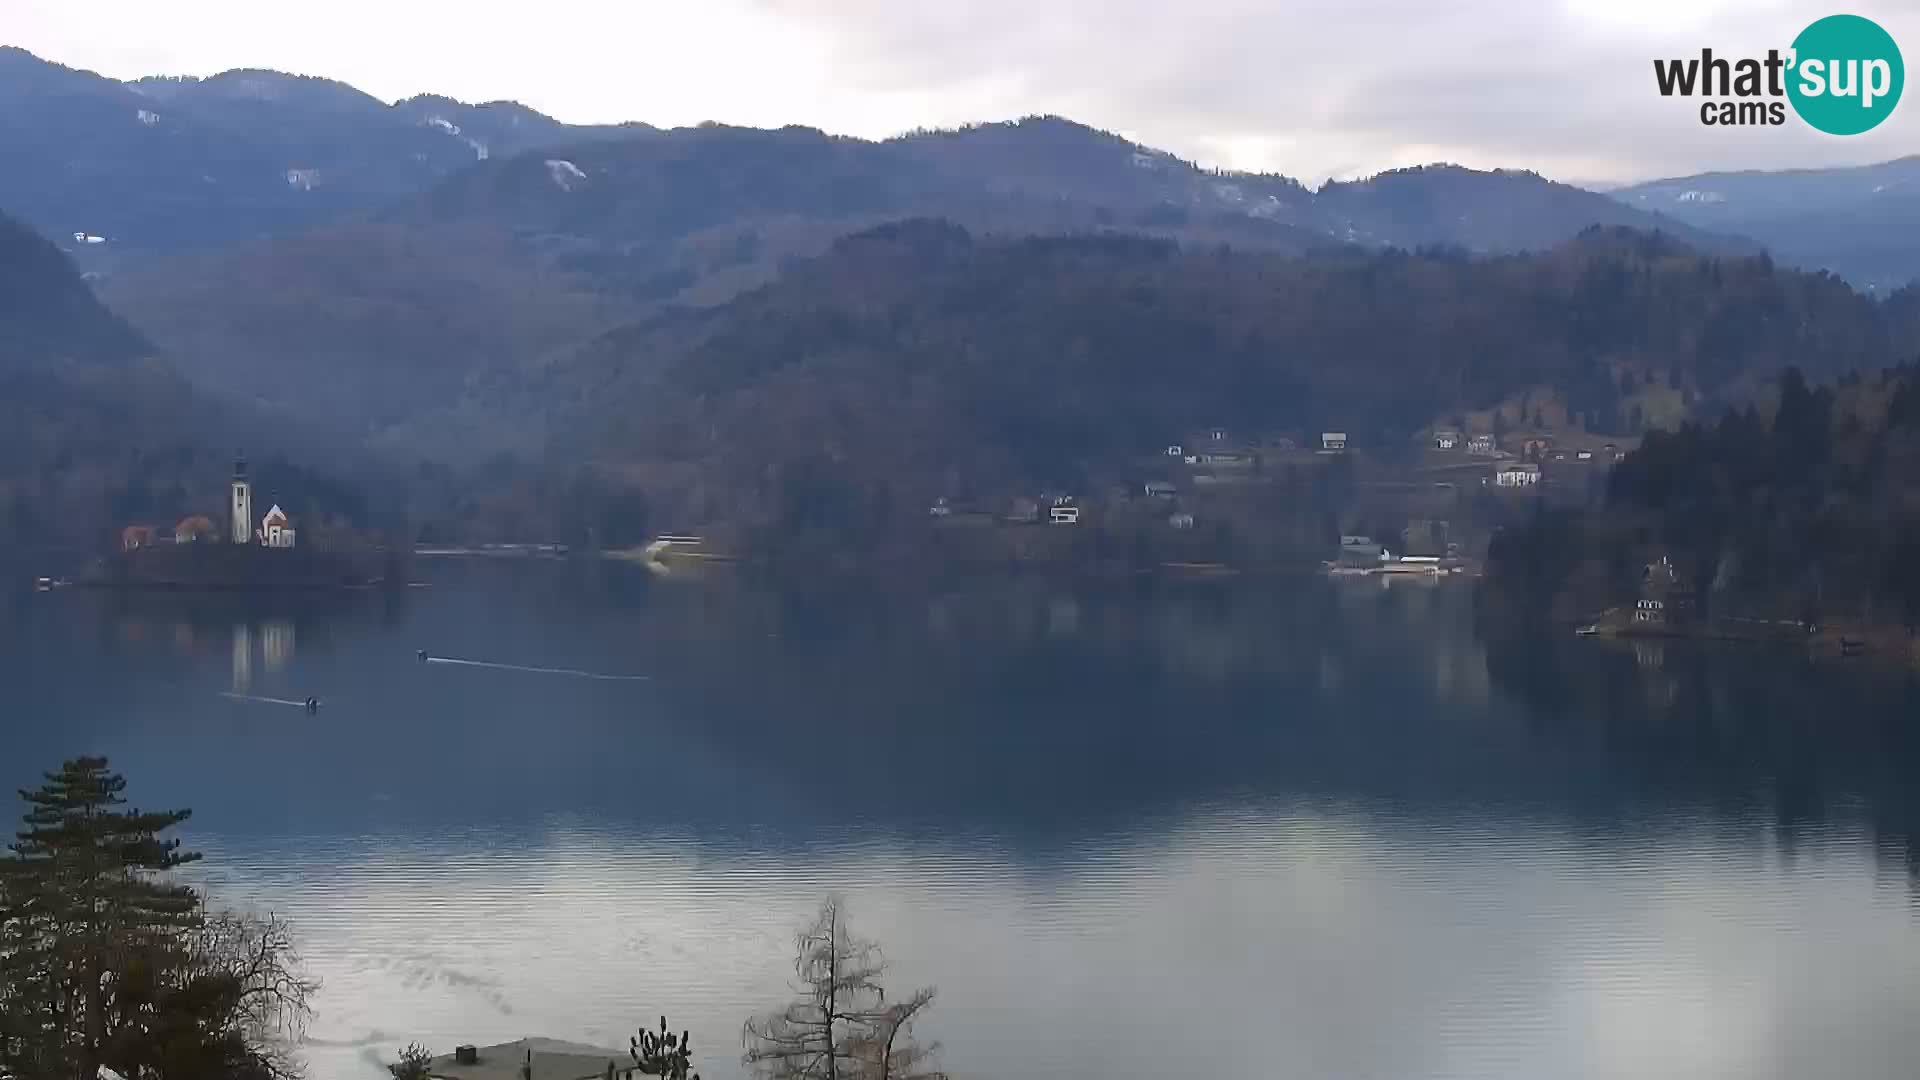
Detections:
[261, 505, 297, 548]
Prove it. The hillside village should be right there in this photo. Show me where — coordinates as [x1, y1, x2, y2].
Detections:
[915, 416, 1637, 574]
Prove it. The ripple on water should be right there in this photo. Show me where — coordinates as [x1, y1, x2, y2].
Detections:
[172, 800, 1920, 1080]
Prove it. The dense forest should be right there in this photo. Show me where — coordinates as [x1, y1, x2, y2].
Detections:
[10, 191, 1920, 561]
[0, 210, 393, 553]
[1487, 366, 1920, 630]
[0, 209, 203, 549]
[96, 114, 1733, 450]
[482, 222, 1920, 544]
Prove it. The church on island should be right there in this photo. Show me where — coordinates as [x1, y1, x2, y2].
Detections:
[120, 456, 297, 553]
[230, 457, 296, 549]
[91, 455, 383, 591]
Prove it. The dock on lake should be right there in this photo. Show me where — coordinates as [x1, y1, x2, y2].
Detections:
[426, 1038, 631, 1080]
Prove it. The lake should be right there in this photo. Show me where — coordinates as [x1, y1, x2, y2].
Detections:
[5, 562, 1920, 1080]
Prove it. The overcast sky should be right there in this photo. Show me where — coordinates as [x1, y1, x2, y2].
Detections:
[7, 0, 1917, 185]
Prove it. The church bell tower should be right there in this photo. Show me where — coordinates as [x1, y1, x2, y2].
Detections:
[230, 454, 253, 544]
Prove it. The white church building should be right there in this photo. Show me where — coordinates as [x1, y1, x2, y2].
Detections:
[228, 456, 297, 549]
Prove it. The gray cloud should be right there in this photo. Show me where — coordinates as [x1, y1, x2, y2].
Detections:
[8, 0, 1918, 185]
[752, 0, 1920, 183]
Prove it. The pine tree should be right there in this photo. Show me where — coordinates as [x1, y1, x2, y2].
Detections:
[0, 756, 200, 1079]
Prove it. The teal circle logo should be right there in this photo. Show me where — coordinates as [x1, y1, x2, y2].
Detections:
[1787, 14, 1903, 135]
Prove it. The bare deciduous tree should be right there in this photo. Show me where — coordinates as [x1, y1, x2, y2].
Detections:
[742, 898, 944, 1080]
[854, 990, 942, 1080]
[192, 911, 318, 1078]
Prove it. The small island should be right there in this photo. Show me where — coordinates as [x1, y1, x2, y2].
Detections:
[79, 456, 392, 590]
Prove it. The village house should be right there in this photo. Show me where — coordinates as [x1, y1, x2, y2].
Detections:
[1434, 430, 1460, 450]
[174, 515, 215, 544]
[1468, 433, 1497, 455]
[1511, 433, 1553, 460]
[1338, 534, 1384, 568]
[1321, 432, 1347, 452]
[1142, 481, 1178, 498]
[261, 505, 297, 549]
[121, 524, 157, 551]
[1636, 555, 1696, 625]
[1495, 462, 1542, 487]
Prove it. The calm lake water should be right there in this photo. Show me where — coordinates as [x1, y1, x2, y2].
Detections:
[5, 562, 1920, 1080]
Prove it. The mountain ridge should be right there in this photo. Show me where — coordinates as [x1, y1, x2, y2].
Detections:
[1610, 156, 1920, 291]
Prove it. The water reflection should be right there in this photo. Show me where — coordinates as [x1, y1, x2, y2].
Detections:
[232, 621, 252, 693]
[5, 568, 1920, 1080]
[263, 618, 296, 673]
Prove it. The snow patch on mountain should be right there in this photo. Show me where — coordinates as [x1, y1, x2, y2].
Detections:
[136, 109, 159, 126]
[545, 159, 586, 191]
[423, 114, 489, 160]
[285, 168, 320, 191]
[1247, 194, 1289, 220]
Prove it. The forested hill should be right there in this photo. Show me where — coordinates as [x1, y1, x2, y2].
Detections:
[1487, 366, 1920, 632]
[1613, 157, 1920, 293]
[100, 117, 1733, 445]
[0, 211, 146, 366]
[473, 221, 1919, 529]
[0, 210, 191, 545]
[0, 211, 365, 550]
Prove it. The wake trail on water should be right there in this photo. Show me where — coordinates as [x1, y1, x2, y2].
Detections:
[219, 692, 316, 708]
[421, 655, 652, 681]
